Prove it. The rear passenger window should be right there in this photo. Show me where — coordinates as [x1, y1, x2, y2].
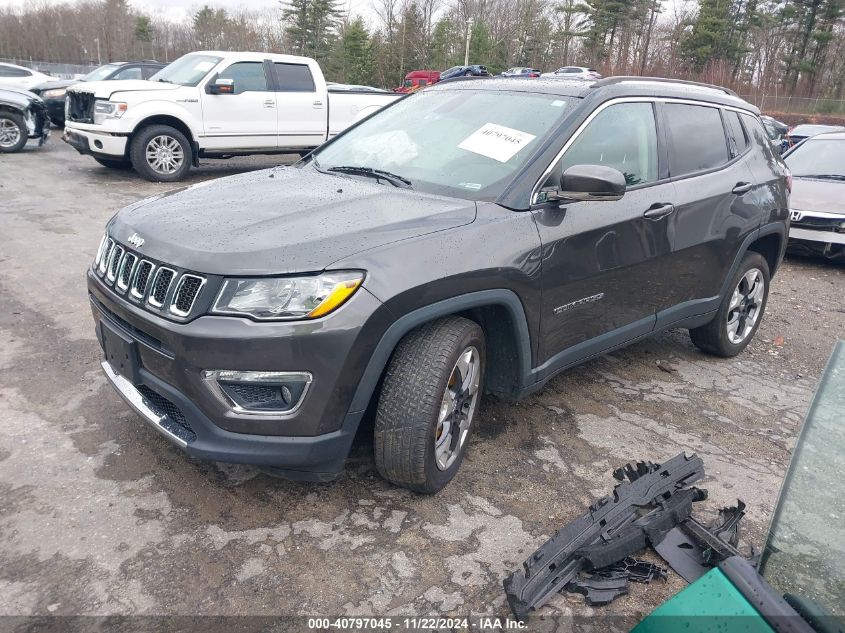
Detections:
[664, 103, 729, 176]
[217, 62, 269, 93]
[273, 63, 316, 92]
[724, 111, 749, 157]
[558, 102, 658, 186]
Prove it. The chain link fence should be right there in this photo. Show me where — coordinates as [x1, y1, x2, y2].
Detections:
[0, 57, 97, 79]
[739, 93, 845, 116]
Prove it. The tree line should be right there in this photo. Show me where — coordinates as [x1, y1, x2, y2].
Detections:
[1, 0, 843, 100]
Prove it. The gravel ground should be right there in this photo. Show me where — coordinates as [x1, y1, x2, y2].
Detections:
[1, 138, 843, 629]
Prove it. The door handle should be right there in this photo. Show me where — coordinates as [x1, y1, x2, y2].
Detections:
[263, 99, 275, 108]
[643, 203, 675, 220]
[732, 182, 753, 195]
[313, 100, 324, 108]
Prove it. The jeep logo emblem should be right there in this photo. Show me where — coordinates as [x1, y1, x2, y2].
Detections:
[127, 233, 145, 248]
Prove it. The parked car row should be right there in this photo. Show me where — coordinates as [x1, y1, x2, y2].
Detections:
[395, 65, 600, 92]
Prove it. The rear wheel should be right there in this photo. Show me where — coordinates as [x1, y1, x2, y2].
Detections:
[0, 112, 27, 153]
[94, 157, 132, 170]
[689, 252, 770, 357]
[463, 70, 473, 76]
[374, 317, 485, 494]
[130, 124, 192, 182]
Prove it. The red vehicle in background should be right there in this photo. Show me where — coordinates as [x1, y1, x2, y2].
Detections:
[395, 70, 440, 93]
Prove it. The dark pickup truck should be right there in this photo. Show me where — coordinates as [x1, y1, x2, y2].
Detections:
[88, 76, 790, 493]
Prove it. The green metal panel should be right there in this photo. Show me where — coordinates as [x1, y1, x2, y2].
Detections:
[632, 568, 775, 633]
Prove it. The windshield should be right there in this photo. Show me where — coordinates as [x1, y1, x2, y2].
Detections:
[785, 139, 845, 178]
[84, 64, 121, 81]
[760, 341, 845, 618]
[312, 89, 572, 200]
[148, 54, 221, 87]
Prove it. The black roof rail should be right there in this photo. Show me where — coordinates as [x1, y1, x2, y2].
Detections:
[592, 76, 738, 98]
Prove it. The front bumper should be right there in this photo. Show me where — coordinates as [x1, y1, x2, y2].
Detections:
[88, 270, 392, 479]
[64, 126, 127, 158]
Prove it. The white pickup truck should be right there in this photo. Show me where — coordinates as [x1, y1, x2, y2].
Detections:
[62, 51, 401, 181]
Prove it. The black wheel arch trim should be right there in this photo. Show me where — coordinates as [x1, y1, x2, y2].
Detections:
[346, 289, 534, 415]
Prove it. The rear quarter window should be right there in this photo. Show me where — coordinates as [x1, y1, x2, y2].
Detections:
[724, 110, 750, 157]
[664, 103, 730, 177]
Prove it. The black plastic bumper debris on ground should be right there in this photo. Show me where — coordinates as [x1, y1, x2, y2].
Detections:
[503, 453, 751, 621]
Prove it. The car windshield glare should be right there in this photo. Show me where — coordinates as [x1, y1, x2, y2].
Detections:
[148, 54, 222, 87]
[760, 341, 845, 617]
[785, 138, 845, 178]
[313, 89, 572, 200]
[84, 64, 121, 81]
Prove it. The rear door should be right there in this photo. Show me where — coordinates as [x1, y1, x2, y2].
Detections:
[533, 100, 677, 364]
[271, 62, 325, 149]
[653, 102, 760, 325]
[200, 59, 277, 150]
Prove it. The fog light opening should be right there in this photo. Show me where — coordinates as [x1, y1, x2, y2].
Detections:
[93, 140, 103, 149]
[203, 370, 312, 417]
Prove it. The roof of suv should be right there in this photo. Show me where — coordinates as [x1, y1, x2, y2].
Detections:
[432, 75, 758, 113]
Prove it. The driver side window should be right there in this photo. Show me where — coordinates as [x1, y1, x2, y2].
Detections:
[217, 62, 269, 94]
[553, 102, 658, 187]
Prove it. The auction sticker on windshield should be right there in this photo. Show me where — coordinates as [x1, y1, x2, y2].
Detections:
[458, 123, 536, 163]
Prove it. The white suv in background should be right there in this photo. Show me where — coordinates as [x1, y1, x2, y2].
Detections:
[0, 62, 52, 91]
[541, 66, 602, 80]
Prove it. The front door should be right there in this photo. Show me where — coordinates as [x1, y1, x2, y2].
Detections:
[533, 100, 676, 367]
[200, 60, 277, 150]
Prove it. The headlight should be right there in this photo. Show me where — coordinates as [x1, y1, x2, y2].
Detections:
[212, 271, 364, 320]
[42, 88, 66, 99]
[93, 100, 127, 124]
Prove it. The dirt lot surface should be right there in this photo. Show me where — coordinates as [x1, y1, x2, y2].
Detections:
[1, 139, 844, 628]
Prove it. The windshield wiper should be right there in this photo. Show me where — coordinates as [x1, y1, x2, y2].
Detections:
[326, 165, 413, 189]
[799, 174, 845, 181]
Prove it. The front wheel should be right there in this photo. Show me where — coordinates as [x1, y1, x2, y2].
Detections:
[130, 124, 192, 182]
[464, 70, 473, 76]
[374, 317, 486, 494]
[689, 251, 770, 357]
[0, 112, 27, 153]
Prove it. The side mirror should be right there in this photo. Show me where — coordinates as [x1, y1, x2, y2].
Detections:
[207, 77, 235, 95]
[546, 164, 627, 202]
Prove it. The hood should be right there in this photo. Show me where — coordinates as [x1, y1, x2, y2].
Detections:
[109, 165, 477, 275]
[69, 79, 179, 99]
[0, 87, 41, 108]
[31, 79, 78, 93]
[790, 177, 845, 215]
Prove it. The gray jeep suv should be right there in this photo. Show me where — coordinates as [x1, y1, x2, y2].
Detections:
[88, 76, 790, 493]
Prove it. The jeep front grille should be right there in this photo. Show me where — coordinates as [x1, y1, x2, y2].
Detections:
[93, 235, 208, 320]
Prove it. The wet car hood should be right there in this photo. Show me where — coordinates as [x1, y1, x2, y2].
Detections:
[790, 177, 845, 215]
[109, 165, 477, 275]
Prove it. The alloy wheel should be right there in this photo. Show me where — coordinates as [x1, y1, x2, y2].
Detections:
[726, 268, 765, 344]
[145, 134, 184, 174]
[0, 118, 21, 148]
[434, 346, 481, 471]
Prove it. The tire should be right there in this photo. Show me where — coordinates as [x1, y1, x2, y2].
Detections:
[689, 251, 770, 357]
[464, 70, 473, 76]
[0, 112, 28, 153]
[94, 157, 132, 170]
[130, 124, 192, 182]
[374, 316, 486, 494]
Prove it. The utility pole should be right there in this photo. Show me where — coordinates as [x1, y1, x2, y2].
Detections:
[94, 38, 101, 64]
[464, 17, 473, 66]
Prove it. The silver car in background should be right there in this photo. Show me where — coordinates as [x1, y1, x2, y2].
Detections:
[783, 131, 845, 262]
